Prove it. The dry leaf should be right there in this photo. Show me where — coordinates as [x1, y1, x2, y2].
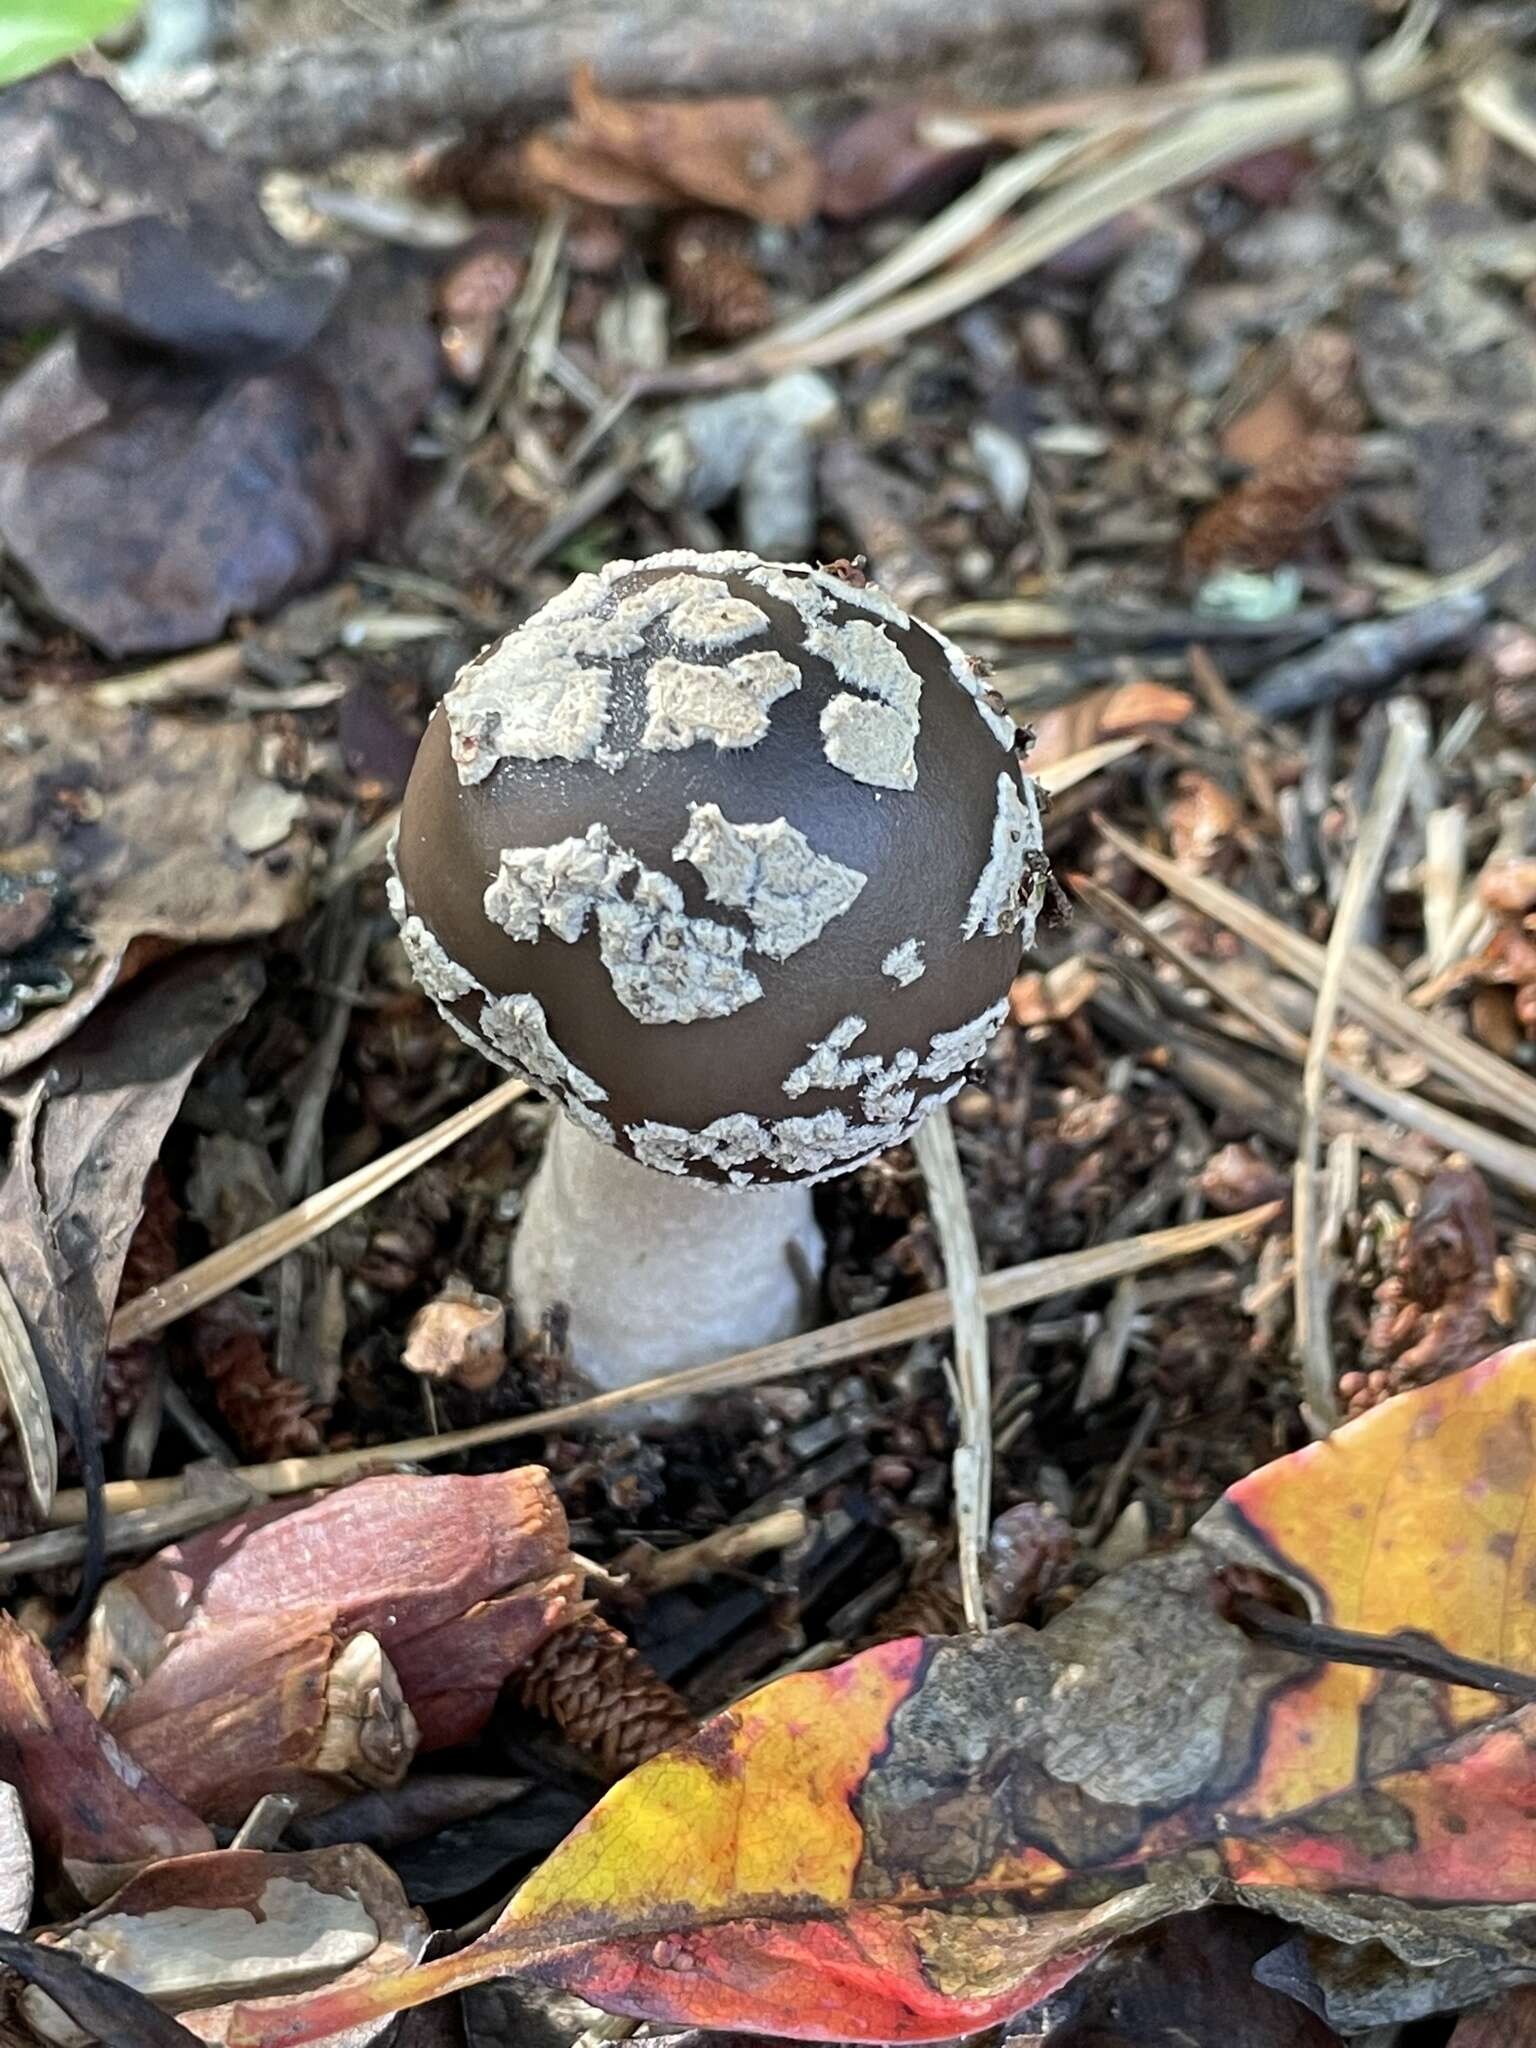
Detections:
[0, 698, 305, 1081]
[1097, 678, 1195, 735]
[0, 1267, 56, 1520]
[0, 256, 437, 656]
[0, 1928, 201, 2048]
[224, 1345, 1536, 2045]
[26, 1846, 425, 2047]
[0, 952, 262, 1521]
[522, 67, 819, 226]
[1008, 958, 1098, 1027]
[0, 70, 344, 363]
[0, 1612, 214, 1899]
[1019, 1908, 1341, 2046]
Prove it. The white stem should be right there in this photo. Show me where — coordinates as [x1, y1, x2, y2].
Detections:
[510, 1115, 825, 1394]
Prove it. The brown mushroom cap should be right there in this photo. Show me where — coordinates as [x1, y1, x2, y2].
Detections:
[393, 549, 1046, 1185]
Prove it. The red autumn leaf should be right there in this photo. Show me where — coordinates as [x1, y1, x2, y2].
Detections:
[223, 1346, 1536, 2045]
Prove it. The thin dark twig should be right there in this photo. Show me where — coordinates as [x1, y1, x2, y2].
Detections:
[1231, 1596, 1536, 1703]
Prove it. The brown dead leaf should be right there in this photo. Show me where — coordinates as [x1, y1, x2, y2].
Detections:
[0, 255, 437, 656]
[1220, 380, 1313, 468]
[0, 71, 345, 364]
[0, 953, 262, 1559]
[1098, 678, 1195, 734]
[1009, 957, 1099, 1027]
[0, 698, 306, 1080]
[1481, 857, 1536, 915]
[522, 66, 819, 225]
[27, 1845, 426, 2046]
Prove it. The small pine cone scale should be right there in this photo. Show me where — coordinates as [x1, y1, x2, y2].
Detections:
[517, 1613, 694, 1778]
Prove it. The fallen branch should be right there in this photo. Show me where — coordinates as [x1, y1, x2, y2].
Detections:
[140, 0, 1115, 167]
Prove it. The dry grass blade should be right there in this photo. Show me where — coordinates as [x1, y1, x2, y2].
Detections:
[47, 1204, 1281, 1529]
[913, 1108, 990, 1633]
[0, 1268, 57, 1519]
[109, 1077, 528, 1349]
[1294, 702, 1427, 1432]
[1075, 873, 1536, 1196]
[689, 6, 1440, 387]
[1094, 816, 1536, 1143]
[1034, 736, 1144, 796]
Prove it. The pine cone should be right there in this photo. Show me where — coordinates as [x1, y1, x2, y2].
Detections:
[101, 1163, 182, 1428]
[663, 213, 774, 341]
[516, 1614, 694, 1778]
[198, 1326, 327, 1461]
[1184, 433, 1357, 575]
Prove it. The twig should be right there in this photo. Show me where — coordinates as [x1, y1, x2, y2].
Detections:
[108, 1078, 529, 1350]
[1230, 1596, 1536, 1703]
[1294, 700, 1427, 1432]
[43, 1204, 1282, 1531]
[143, 0, 1115, 165]
[1244, 591, 1486, 720]
[624, 1506, 807, 1593]
[913, 1109, 991, 1634]
[317, 807, 400, 900]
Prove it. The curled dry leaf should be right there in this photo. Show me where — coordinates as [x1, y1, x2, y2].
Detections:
[0, 695, 304, 1081]
[0, 1928, 201, 2048]
[24, 1845, 426, 2047]
[0, 1611, 214, 1900]
[88, 1470, 583, 1801]
[1165, 770, 1242, 870]
[0, 952, 263, 1514]
[229, 1345, 1536, 2045]
[0, 256, 438, 656]
[0, 70, 345, 364]
[521, 66, 819, 226]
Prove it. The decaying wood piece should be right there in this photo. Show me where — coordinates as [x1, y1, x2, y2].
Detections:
[142, 0, 1117, 167]
[78, 1470, 584, 1821]
[0, 1614, 213, 1903]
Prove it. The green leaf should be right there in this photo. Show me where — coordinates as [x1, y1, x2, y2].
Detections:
[0, 0, 140, 86]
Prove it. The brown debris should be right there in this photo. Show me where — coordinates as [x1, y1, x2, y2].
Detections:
[0, 1613, 213, 1900]
[1340, 1166, 1505, 1416]
[196, 1318, 327, 1462]
[1183, 433, 1358, 576]
[521, 66, 820, 226]
[663, 214, 774, 340]
[516, 1614, 695, 1780]
[402, 1280, 508, 1393]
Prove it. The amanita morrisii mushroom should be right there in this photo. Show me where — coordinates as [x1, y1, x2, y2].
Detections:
[391, 550, 1047, 1391]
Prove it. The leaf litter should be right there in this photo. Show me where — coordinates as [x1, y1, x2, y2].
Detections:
[3, 4, 1536, 2046]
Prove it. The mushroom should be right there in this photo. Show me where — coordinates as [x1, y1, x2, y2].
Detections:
[391, 549, 1047, 1392]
